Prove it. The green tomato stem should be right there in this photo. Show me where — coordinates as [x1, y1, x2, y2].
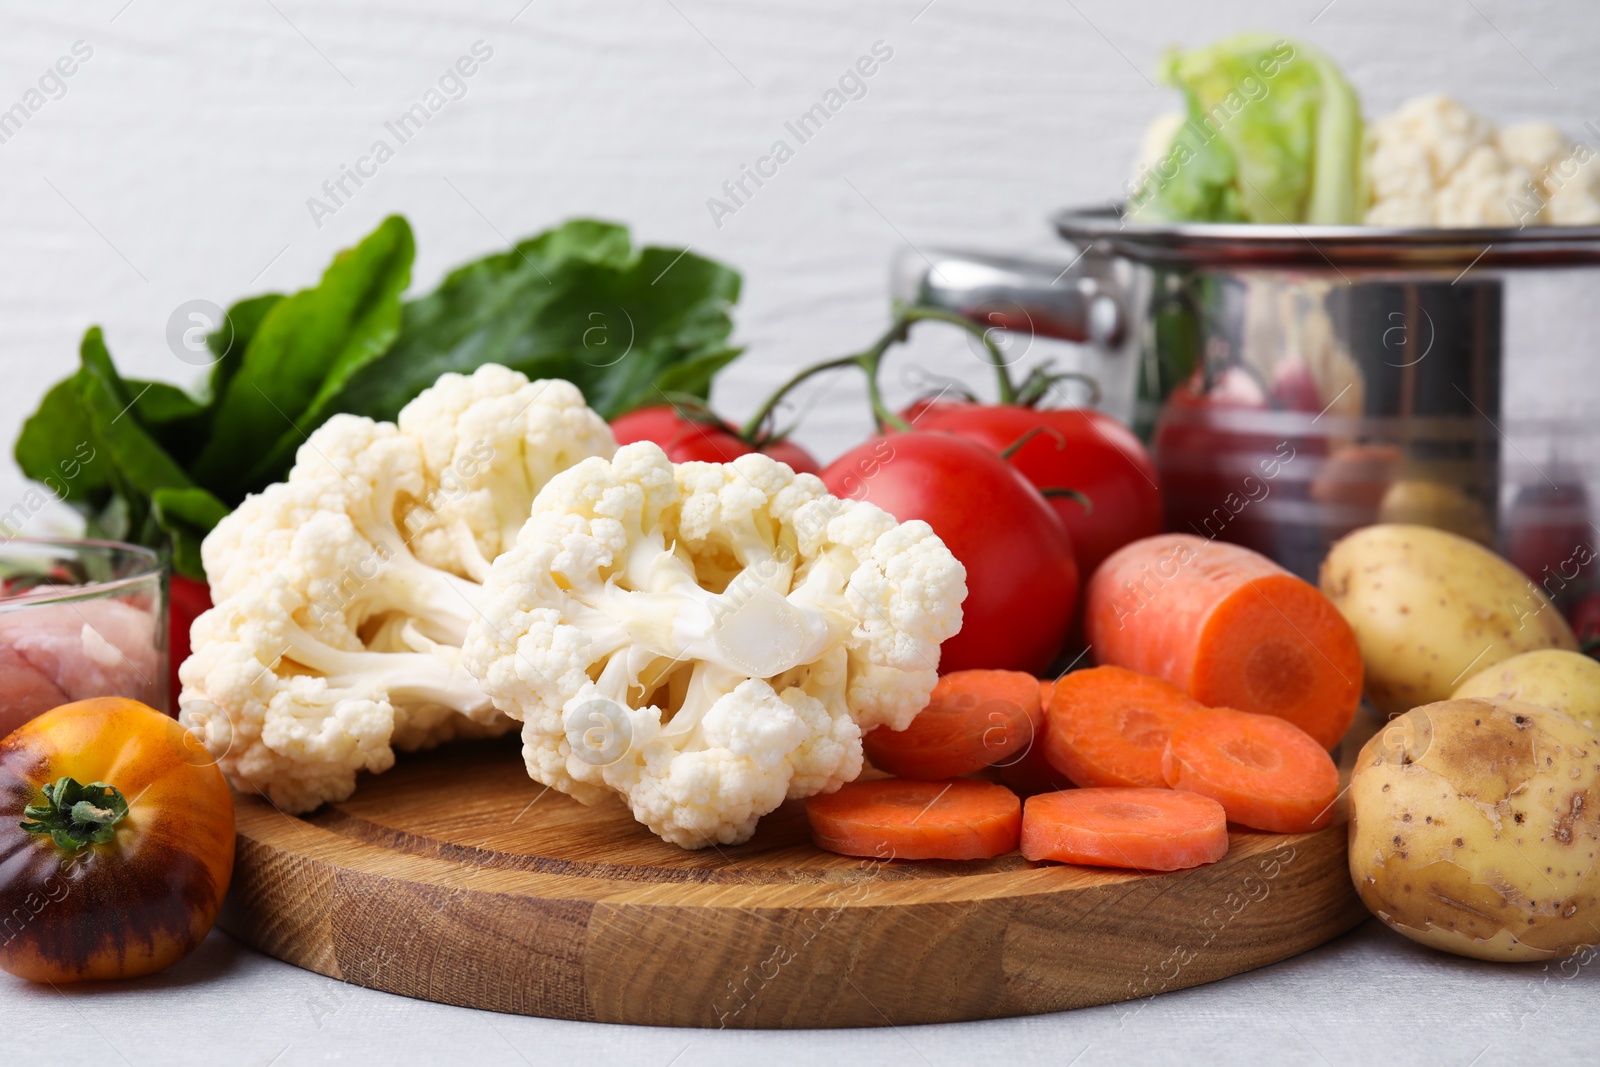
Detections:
[738, 305, 1019, 442]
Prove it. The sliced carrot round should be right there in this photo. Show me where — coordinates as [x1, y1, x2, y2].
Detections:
[1043, 666, 1205, 788]
[1161, 707, 1340, 833]
[806, 778, 1021, 860]
[1021, 787, 1229, 871]
[864, 669, 1044, 779]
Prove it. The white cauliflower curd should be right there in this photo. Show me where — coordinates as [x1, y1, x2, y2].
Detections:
[1364, 94, 1600, 226]
[179, 365, 615, 812]
[461, 442, 967, 848]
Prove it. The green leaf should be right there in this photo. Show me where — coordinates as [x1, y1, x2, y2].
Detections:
[329, 220, 742, 422]
[13, 370, 108, 507]
[191, 216, 415, 499]
[75, 328, 195, 498]
[64, 328, 205, 544]
[518, 218, 635, 268]
[207, 292, 286, 402]
[125, 380, 211, 469]
[649, 346, 744, 403]
[151, 486, 231, 580]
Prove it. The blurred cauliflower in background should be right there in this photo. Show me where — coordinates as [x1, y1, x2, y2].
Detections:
[1126, 34, 1600, 230]
[1364, 94, 1600, 226]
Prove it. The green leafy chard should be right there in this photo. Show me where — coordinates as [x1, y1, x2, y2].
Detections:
[11, 216, 742, 580]
[328, 219, 742, 422]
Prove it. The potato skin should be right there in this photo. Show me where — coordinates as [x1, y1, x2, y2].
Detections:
[1320, 524, 1577, 715]
[1349, 698, 1600, 961]
[1453, 649, 1600, 729]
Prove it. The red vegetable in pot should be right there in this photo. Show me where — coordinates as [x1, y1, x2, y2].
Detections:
[1152, 368, 1324, 558]
[1570, 591, 1600, 658]
[1504, 476, 1594, 610]
[821, 432, 1078, 675]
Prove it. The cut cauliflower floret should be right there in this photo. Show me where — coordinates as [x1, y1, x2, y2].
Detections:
[180, 365, 616, 811]
[178, 569, 494, 812]
[398, 365, 615, 582]
[461, 442, 967, 849]
[1364, 94, 1600, 227]
[204, 365, 614, 599]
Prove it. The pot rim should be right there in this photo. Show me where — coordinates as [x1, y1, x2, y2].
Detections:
[1055, 205, 1600, 270]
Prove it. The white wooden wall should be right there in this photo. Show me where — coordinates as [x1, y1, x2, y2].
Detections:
[2, 0, 1595, 528]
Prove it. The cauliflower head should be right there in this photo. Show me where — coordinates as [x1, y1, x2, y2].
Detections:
[461, 442, 967, 848]
[180, 365, 616, 812]
[1364, 94, 1600, 227]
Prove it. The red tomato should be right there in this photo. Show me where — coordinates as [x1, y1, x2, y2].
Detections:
[609, 405, 688, 448]
[609, 406, 821, 474]
[821, 432, 1079, 675]
[168, 575, 212, 715]
[900, 401, 1161, 580]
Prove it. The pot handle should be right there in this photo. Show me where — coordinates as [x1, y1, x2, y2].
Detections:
[890, 247, 1125, 347]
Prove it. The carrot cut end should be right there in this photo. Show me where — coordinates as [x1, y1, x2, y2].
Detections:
[1190, 574, 1363, 749]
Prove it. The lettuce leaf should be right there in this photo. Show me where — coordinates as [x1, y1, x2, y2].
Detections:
[1135, 35, 1362, 225]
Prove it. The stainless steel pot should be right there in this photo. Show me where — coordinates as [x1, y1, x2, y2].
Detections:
[896, 208, 1600, 591]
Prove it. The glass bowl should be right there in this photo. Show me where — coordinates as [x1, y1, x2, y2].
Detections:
[0, 538, 167, 736]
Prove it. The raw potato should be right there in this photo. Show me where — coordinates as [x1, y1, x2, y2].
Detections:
[1375, 480, 1494, 546]
[1320, 524, 1577, 715]
[1349, 698, 1600, 961]
[1453, 650, 1600, 729]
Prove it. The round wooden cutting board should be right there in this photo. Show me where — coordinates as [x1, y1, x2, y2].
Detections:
[221, 716, 1375, 1029]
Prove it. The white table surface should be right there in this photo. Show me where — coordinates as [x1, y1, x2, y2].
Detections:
[4, 918, 1594, 1067]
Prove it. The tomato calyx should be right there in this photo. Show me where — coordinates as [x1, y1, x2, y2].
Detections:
[1038, 486, 1094, 514]
[1011, 363, 1102, 410]
[21, 776, 129, 850]
[998, 425, 1064, 460]
[997, 428, 1093, 513]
